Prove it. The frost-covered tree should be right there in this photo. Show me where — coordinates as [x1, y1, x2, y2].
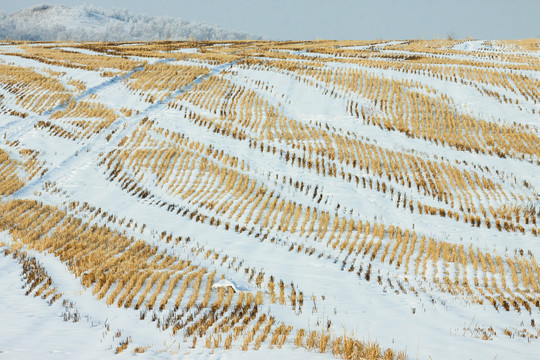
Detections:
[0, 4, 261, 41]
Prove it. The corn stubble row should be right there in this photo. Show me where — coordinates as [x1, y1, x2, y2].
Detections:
[165, 68, 537, 235]
[93, 39, 539, 315]
[0, 196, 404, 359]
[99, 117, 540, 316]
[1, 39, 540, 357]
[0, 146, 399, 358]
[0, 139, 404, 358]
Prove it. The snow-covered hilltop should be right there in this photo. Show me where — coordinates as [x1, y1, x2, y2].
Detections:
[0, 4, 261, 41]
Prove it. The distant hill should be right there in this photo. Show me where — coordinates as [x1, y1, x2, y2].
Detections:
[0, 4, 261, 41]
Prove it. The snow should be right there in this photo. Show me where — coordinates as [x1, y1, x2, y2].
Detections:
[0, 239, 120, 359]
[0, 40, 539, 360]
[171, 48, 201, 54]
[56, 47, 113, 56]
[452, 40, 488, 52]
[212, 279, 249, 292]
[0, 5, 261, 41]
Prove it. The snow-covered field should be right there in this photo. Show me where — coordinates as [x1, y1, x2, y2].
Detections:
[0, 39, 539, 359]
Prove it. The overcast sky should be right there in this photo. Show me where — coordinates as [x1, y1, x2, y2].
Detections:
[2, 0, 539, 40]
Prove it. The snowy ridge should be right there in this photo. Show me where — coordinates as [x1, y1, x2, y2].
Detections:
[0, 4, 261, 41]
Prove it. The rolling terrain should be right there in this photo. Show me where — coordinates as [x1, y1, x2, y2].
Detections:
[0, 5, 261, 41]
[0, 39, 539, 359]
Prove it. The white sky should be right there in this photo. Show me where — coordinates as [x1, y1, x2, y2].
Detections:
[2, 0, 539, 40]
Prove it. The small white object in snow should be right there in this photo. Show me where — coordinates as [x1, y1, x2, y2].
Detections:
[212, 279, 247, 293]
